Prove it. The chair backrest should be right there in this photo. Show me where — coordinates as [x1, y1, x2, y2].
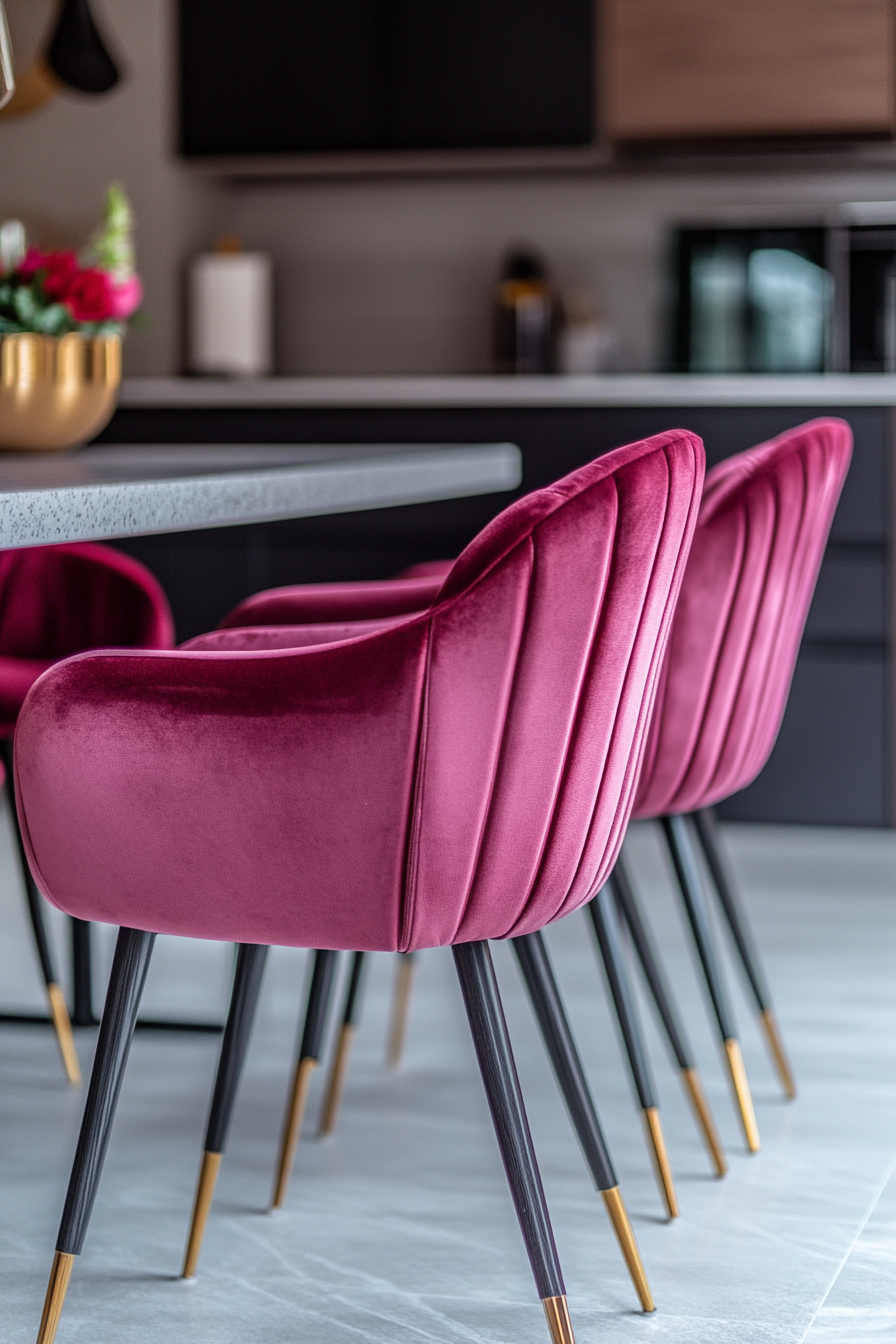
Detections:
[15, 433, 702, 951]
[405, 428, 703, 946]
[633, 418, 852, 820]
[0, 542, 174, 658]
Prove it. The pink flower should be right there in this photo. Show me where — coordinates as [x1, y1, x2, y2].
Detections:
[18, 246, 48, 277]
[109, 274, 143, 320]
[38, 251, 80, 300]
[63, 268, 115, 322]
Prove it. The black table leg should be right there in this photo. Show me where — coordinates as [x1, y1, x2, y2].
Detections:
[69, 916, 222, 1035]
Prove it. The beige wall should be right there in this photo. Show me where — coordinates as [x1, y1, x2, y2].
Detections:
[220, 166, 896, 375]
[2, 1, 896, 376]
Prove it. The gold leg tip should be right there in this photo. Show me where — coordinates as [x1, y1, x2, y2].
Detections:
[542, 1295, 576, 1344]
[760, 1009, 797, 1100]
[600, 1186, 656, 1313]
[181, 1151, 222, 1279]
[36, 1251, 75, 1344]
[386, 957, 415, 1069]
[271, 1056, 317, 1210]
[681, 1067, 728, 1177]
[643, 1107, 680, 1219]
[47, 984, 81, 1086]
[724, 1039, 761, 1152]
[318, 1024, 355, 1137]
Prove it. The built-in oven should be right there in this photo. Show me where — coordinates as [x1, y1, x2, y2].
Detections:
[830, 224, 896, 372]
[670, 220, 896, 373]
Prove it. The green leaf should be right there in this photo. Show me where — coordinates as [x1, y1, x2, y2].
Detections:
[13, 285, 38, 326]
[34, 304, 73, 335]
[0, 316, 25, 333]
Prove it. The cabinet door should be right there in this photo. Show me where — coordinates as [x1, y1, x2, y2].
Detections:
[603, 0, 895, 143]
[716, 649, 887, 826]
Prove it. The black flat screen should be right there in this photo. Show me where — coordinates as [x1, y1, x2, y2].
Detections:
[179, 0, 594, 157]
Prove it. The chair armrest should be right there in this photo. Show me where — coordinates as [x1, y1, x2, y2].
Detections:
[14, 618, 431, 952]
[395, 560, 454, 580]
[182, 615, 408, 652]
[219, 574, 445, 628]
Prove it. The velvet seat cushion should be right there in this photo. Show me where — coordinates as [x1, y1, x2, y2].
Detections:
[633, 418, 852, 818]
[0, 542, 175, 734]
[14, 431, 704, 952]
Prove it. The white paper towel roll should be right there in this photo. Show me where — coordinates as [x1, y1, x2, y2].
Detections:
[189, 252, 273, 377]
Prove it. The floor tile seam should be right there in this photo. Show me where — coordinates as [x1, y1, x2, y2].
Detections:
[798, 1149, 896, 1343]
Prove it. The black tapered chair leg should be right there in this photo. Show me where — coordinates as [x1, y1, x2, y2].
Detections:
[318, 951, 366, 1136]
[512, 932, 654, 1312]
[692, 807, 796, 1099]
[35, 927, 155, 1344]
[661, 814, 760, 1152]
[453, 940, 576, 1344]
[69, 918, 96, 1027]
[587, 885, 679, 1218]
[386, 950, 416, 1068]
[271, 948, 338, 1209]
[611, 856, 727, 1175]
[182, 943, 269, 1278]
[0, 739, 80, 1084]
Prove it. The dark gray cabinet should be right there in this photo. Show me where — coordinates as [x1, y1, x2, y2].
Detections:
[97, 400, 892, 826]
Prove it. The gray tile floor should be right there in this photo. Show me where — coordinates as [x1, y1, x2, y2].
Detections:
[1, 803, 895, 1343]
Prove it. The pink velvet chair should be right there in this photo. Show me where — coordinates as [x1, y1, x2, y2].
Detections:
[609, 418, 852, 1154]
[220, 419, 853, 1179]
[0, 542, 174, 1084]
[387, 422, 850, 1159]
[400, 424, 849, 1159]
[15, 430, 703, 1344]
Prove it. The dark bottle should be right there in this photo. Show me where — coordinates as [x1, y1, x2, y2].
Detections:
[492, 249, 556, 374]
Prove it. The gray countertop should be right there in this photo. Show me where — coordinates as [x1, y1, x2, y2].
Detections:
[0, 441, 521, 549]
[119, 373, 896, 409]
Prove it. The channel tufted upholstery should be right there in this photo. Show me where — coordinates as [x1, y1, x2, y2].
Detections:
[0, 542, 175, 735]
[633, 418, 852, 819]
[14, 431, 703, 953]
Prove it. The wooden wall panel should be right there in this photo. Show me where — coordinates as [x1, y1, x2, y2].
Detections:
[603, 0, 894, 143]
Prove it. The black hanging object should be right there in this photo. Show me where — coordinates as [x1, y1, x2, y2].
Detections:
[47, 0, 120, 95]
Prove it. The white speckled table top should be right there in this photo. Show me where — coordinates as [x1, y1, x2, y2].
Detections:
[0, 441, 522, 549]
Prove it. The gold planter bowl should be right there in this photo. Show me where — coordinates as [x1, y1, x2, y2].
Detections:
[0, 332, 121, 451]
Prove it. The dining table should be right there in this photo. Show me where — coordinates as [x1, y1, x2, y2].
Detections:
[0, 437, 522, 1030]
